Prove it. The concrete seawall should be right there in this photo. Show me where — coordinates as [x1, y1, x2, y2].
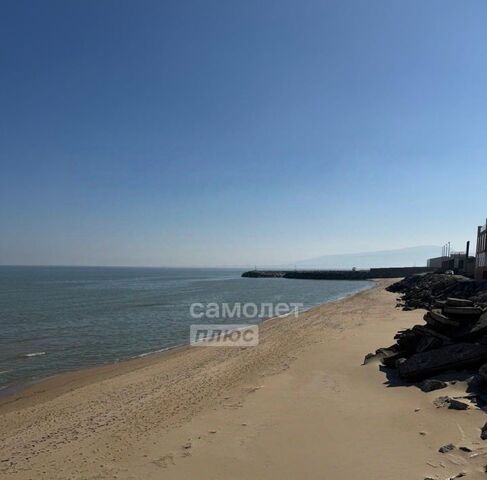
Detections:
[242, 267, 433, 280]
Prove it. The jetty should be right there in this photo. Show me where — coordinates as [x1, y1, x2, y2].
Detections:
[241, 266, 433, 280]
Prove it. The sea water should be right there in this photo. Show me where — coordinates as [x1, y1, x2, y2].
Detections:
[0, 266, 372, 389]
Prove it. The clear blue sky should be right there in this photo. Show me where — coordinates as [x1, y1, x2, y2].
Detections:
[1, 0, 487, 267]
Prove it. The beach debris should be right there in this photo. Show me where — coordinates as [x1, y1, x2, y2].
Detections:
[419, 379, 448, 392]
[439, 444, 456, 453]
[459, 446, 473, 452]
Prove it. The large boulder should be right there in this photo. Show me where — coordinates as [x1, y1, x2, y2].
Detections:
[442, 306, 483, 319]
[455, 313, 487, 341]
[418, 379, 447, 392]
[446, 298, 474, 308]
[398, 343, 487, 380]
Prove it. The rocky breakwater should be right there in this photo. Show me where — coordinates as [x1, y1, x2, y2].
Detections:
[241, 271, 287, 278]
[387, 273, 487, 310]
[377, 297, 487, 381]
[241, 268, 433, 280]
[370, 274, 487, 449]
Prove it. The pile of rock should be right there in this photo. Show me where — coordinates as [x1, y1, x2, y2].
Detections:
[375, 276, 487, 456]
[376, 297, 487, 382]
[387, 273, 487, 311]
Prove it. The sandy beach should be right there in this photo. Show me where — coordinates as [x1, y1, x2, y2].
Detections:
[2, 279, 487, 480]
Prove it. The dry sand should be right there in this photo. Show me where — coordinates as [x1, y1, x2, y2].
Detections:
[2, 279, 487, 479]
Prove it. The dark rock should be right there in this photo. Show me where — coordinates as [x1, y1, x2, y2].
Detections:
[475, 392, 487, 407]
[416, 335, 442, 353]
[424, 310, 460, 329]
[418, 379, 447, 392]
[374, 345, 406, 368]
[398, 343, 487, 380]
[446, 297, 474, 307]
[411, 325, 452, 344]
[479, 364, 487, 383]
[386, 274, 472, 310]
[439, 443, 455, 453]
[448, 399, 469, 410]
[381, 350, 407, 368]
[443, 306, 483, 319]
[467, 373, 482, 390]
[456, 313, 487, 341]
[451, 473, 466, 479]
[395, 329, 421, 353]
[394, 357, 407, 368]
[481, 422, 487, 440]
[386, 274, 487, 311]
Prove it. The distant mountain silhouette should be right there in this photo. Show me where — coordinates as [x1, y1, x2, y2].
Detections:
[294, 246, 442, 269]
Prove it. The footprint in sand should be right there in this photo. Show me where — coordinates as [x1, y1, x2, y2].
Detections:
[151, 454, 175, 468]
[178, 441, 193, 457]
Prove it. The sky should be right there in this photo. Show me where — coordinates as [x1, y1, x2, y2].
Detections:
[1, 0, 487, 267]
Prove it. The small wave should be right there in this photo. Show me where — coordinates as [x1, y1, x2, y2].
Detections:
[23, 352, 46, 358]
[134, 344, 181, 358]
[0, 370, 9, 375]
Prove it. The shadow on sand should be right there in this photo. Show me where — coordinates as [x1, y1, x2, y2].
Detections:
[380, 365, 487, 412]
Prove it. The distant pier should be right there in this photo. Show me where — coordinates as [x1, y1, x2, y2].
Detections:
[241, 266, 433, 280]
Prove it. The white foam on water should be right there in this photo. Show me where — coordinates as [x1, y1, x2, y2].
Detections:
[24, 352, 46, 358]
[135, 346, 177, 358]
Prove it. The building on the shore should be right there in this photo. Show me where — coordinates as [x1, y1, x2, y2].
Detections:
[427, 256, 449, 269]
[446, 252, 475, 276]
[476, 220, 487, 280]
[427, 242, 475, 277]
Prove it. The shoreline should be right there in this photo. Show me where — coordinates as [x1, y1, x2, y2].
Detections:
[0, 280, 375, 407]
[4, 279, 485, 479]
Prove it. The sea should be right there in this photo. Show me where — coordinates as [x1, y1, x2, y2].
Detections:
[0, 266, 373, 390]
